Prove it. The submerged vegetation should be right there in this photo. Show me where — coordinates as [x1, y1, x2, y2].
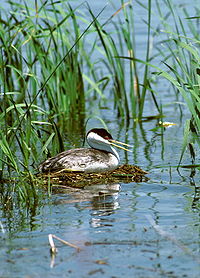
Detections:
[0, 0, 200, 206]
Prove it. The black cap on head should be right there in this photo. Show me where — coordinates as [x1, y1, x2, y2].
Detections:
[87, 128, 113, 140]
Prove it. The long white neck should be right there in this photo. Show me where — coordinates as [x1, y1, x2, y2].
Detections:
[87, 132, 120, 161]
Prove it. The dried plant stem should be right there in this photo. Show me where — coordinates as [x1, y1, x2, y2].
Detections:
[48, 233, 81, 253]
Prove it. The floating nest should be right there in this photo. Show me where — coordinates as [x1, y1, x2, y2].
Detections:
[39, 164, 148, 189]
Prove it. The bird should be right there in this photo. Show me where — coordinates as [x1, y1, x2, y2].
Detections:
[39, 128, 132, 173]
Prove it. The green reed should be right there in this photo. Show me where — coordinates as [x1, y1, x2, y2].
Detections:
[0, 0, 90, 208]
[1, 0, 199, 209]
[154, 0, 200, 163]
[89, 0, 160, 121]
[0, 1, 87, 178]
[112, 0, 200, 163]
[0, 0, 157, 184]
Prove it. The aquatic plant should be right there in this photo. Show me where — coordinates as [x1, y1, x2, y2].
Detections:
[0, 1, 92, 176]
[0, 0, 105, 206]
[0, 0, 159, 181]
[118, 0, 200, 164]
[0, 0, 199, 210]
[153, 0, 200, 164]
[90, 0, 160, 121]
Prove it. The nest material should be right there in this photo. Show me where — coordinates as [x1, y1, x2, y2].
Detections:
[39, 164, 148, 189]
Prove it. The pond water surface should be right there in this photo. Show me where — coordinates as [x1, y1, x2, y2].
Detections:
[0, 118, 199, 278]
[0, 0, 200, 277]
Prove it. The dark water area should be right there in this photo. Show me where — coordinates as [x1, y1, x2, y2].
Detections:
[0, 0, 200, 277]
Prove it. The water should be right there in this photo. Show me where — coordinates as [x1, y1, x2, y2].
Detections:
[0, 0, 200, 277]
[0, 118, 199, 277]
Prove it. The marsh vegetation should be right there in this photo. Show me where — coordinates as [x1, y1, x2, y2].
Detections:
[1, 0, 200, 197]
[0, 1, 199, 276]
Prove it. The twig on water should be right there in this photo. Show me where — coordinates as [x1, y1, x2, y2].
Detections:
[48, 234, 57, 268]
[48, 234, 58, 255]
[48, 234, 80, 268]
[48, 234, 80, 253]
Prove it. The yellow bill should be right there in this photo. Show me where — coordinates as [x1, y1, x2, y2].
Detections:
[109, 139, 133, 152]
[109, 139, 133, 147]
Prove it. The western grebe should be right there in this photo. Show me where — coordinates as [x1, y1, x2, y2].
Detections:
[39, 128, 131, 173]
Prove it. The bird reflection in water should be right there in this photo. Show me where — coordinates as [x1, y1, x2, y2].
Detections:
[87, 183, 120, 228]
[53, 182, 120, 228]
[49, 183, 121, 268]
